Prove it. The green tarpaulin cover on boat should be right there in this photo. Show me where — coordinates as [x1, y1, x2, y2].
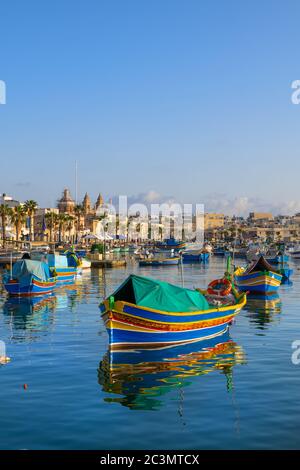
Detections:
[112, 274, 210, 312]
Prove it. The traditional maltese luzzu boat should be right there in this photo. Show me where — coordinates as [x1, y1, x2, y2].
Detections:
[3, 259, 56, 296]
[100, 274, 246, 350]
[234, 255, 282, 294]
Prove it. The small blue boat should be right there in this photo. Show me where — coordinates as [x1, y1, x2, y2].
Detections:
[3, 259, 56, 297]
[266, 254, 289, 265]
[182, 251, 210, 263]
[213, 247, 229, 257]
[235, 256, 282, 294]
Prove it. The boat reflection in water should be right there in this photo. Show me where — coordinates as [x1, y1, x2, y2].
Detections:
[98, 331, 246, 410]
[2, 295, 57, 339]
[244, 293, 282, 329]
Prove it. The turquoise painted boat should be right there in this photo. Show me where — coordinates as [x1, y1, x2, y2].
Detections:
[100, 274, 246, 349]
[235, 256, 282, 294]
[3, 259, 56, 297]
[47, 254, 77, 284]
[31, 252, 77, 284]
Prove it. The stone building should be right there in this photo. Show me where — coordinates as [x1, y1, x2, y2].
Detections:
[82, 193, 92, 215]
[57, 188, 75, 214]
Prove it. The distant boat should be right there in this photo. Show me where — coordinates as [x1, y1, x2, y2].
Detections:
[234, 256, 282, 294]
[156, 239, 186, 251]
[182, 250, 210, 263]
[265, 252, 289, 265]
[139, 256, 180, 266]
[213, 247, 229, 257]
[100, 274, 246, 349]
[3, 259, 56, 296]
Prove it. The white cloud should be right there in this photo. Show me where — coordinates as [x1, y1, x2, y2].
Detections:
[110, 190, 300, 217]
[202, 193, 300, 216]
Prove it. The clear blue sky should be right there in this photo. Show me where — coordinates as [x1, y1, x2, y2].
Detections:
[1, 0, 300, 214]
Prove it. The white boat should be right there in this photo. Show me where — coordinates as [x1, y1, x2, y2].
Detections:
[76, 257, 92, 275]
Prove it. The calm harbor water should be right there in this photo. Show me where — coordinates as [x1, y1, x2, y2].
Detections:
[1, 257, 300, 450]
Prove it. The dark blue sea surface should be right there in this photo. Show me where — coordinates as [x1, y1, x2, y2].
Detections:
[1, 258, 300, 449]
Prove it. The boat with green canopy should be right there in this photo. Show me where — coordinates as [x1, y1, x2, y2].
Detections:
[100, 273, 246, 349]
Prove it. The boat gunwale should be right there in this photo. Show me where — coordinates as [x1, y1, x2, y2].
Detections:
[103, 310, 237, 327]
[101, 293, 247, 317]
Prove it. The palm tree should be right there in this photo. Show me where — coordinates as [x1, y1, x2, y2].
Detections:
[58, 213, 68, 243]
[74, 204, 83, 242]
[12, 205, 26, 243]
[24, 200, 38, 242]
[0, 204, 13, 248]
[98, 213, 109, 258]
[115, 214, 120, 240]
[136, 223, 141, 242]
[158, 225, 163, 241]
[45, 212, 59, 243]
[65, 215, 75, 242]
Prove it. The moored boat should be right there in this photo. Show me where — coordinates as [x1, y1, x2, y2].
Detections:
[288, 246, 300, 259]
[3, 259, 56, 297]
[156, 238, 186, 251]
[234, 256, 282, 294]
[100, 274, 246, 349]
[182, 250, 210, 263]
[47, 253, 77, 284]
[138, 256, 180, 266]
[31, 251, 77, 284]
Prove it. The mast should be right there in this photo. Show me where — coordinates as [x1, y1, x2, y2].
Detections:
[75, 160, 78, 205]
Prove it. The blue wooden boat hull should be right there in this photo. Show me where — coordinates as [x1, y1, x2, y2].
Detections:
[105, 322, 230, 347]
[182, 252, 210, 263]
[277, 267, 293, 282]
[53, 267, 77, 284]
[100, 296, 246, 349]
[235, 270, 282, 294]
[266, 255, 289, 264]
[4, 276, 56, 297]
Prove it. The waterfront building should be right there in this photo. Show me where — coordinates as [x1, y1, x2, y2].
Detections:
[248, 212, 274, 222]
[204, 213, 225, 230]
